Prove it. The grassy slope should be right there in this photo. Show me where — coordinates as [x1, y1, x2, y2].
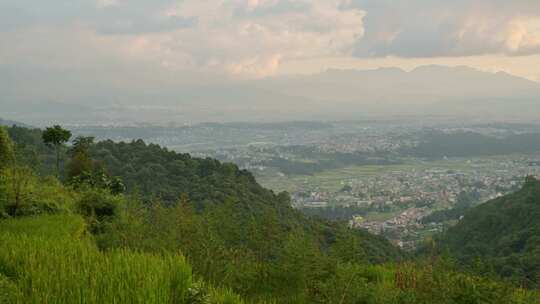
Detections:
[0, 215, 242, 304]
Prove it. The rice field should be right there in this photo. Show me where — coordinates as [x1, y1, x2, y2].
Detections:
[0, 215, 242, 304]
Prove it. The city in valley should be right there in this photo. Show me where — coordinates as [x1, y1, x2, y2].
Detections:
[71, 120, 540, 250]
[6, 1, 540, 301]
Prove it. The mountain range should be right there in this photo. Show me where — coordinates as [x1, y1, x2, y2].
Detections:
[2, 65, 540, 125]
[0, 117, 29, 127]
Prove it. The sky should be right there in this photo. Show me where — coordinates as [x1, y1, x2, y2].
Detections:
[1, 0, 540, 82]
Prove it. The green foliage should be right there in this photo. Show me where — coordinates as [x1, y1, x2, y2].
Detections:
[436, 177, 540, 287]
[0, 214, 86, 238]
[0, 168, 75, 217]
[3, 125, 540, 303]
[67, 150, 94, 179]
[7, 126, 402, 263]
[208, 288, 245, 304]
[85, 138, 402, 261]
[66, 136, 126, 195]
[0, 215, 194, 304]
[4, 126, 404, 302]
[0, 274, 20, 304]
[0, 127, 15, 172]
[7, 126, 55, 174]
[0, 128, 76, 217]
[69, 169, 126, 195]
[42, 125, 72, 176]
[76, 189, 123, 231]
[93, 196, 540, 303]
[69, 136, 95, 156]
[42, 125, 72, 148]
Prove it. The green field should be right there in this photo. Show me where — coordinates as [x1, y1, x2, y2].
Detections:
[257, 158, 475, 193]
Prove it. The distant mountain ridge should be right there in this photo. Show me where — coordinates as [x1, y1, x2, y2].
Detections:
[0, 117, 29, 127]
[263, 65, 540, 105]
[3, 65, 540, 125]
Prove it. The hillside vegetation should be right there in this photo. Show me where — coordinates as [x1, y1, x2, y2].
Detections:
[1, 125, 540, 303]
[437, 177, 540, 287]
[0, 215, 242, 303]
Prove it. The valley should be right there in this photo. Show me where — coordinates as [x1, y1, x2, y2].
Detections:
[4, 1, 540, 301]
[3, 120, 540, 302]
[71, 120, 540, 250]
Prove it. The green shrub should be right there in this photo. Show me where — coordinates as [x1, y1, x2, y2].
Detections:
[0, 170, 75, 217]
[77, 189, 121, 218]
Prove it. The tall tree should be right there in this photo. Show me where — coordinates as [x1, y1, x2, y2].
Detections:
[42, 125, 71, 177]
[69, 136, 95, 156]
[0, 127, 15, 171]
[67, 136, 95, 179]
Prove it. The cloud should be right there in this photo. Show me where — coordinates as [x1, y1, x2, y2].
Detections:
[344, 0, 540, 58]
[0, 0, 196, 34]
[5, 0, 540, 79]
[92, 0, 199, 34]
[95, 15, 197, 35]
[0, 0, 364, 77]
[230, 0, 312, 18]
[154, 0, 364, 77]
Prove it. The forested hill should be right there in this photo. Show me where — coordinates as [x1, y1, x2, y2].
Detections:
[93, 139, 281, 208]
[93, 138, 404, 261]
[437, 177, 540, 286]
[4, 125, 540, 303]
[6, 125, 402, 264]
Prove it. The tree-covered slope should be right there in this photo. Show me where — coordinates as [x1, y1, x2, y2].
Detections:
[93, 139, 285, 208]
[6, 126, 402, 261]
[89, 139, 401, 262]
[3, 125, 540, 303]
[1, 171, 538, 304]
[437, 177, 540, 285]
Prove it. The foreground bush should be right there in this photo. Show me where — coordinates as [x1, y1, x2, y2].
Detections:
[0, 169, 76, 217]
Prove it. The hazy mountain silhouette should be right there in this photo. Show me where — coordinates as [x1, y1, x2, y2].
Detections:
[3, 65, 540, 125]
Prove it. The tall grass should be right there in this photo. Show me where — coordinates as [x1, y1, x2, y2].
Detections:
[0, 214, 85, 238]
[0, 215, 193, 304]
[3, 214, 538, 304]
[209, 288, 246, 304]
